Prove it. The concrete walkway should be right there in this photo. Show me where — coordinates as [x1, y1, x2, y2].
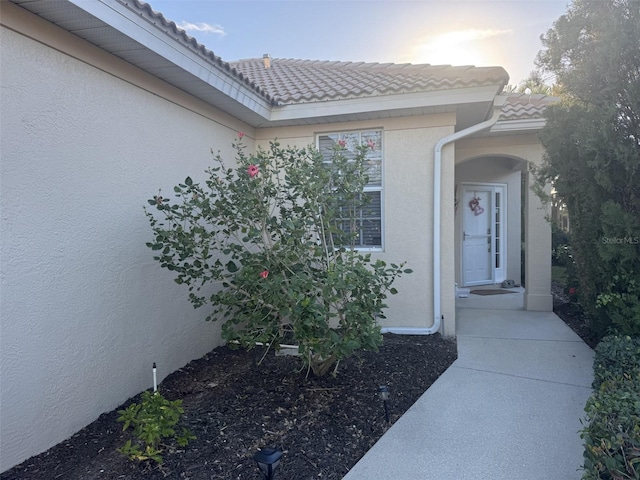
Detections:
[343, 304, 594, 479]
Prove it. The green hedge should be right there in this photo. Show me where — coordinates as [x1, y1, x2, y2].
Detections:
[592, 336, 640, 389]
[581, 335, 640, 479]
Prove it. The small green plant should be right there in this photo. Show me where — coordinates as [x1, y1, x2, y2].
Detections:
[117, 390, 195, 465]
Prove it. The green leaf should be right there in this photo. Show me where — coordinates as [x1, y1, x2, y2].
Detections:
[145, 140, 410, 377]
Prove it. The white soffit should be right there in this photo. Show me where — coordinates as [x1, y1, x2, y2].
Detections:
[488, 118, 547, 135]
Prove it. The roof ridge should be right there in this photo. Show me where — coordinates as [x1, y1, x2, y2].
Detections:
[232, 58, 507, 75]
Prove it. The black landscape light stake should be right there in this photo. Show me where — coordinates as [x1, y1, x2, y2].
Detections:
[379, 385, 390, 424]
[253, 447, 282, 480]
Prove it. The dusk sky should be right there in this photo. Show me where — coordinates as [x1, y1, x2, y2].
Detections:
[149, 0, 570, 86]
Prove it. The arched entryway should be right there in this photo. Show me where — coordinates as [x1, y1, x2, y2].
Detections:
[453, 151, 552, 312]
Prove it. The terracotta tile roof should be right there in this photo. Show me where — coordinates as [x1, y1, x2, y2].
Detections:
[231, 58, 509, 105]
[500, 93, 557, 120]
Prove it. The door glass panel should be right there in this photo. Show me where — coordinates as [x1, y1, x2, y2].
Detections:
[495, 191, 500, 270]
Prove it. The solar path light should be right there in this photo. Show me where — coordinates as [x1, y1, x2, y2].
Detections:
[378, 385, 390, 423]
[253, 447, 282, 479]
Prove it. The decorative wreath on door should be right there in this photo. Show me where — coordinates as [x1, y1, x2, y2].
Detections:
[468, 196, 485, 216]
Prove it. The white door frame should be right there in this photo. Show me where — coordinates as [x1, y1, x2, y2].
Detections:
[460, 182, 507, 287]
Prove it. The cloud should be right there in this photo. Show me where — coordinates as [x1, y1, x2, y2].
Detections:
[176, 21, 226, 36]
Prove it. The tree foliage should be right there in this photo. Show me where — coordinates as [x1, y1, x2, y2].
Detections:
[534, 0, 640, 336]
[504, 70, 552, 95]
[145, 139, 409, 376]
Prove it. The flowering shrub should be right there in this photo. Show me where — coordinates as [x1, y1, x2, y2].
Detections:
[145, 138, 410, 376]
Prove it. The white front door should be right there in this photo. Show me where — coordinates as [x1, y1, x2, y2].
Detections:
[462, 186, 493, 286]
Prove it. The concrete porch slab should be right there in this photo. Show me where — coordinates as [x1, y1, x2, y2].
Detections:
[456, 308, 579, 341]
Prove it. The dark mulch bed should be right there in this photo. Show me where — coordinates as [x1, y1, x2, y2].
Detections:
[2, 334, 457, 480]
[3, 285, 598, 480]
[551, 281, 600, 349]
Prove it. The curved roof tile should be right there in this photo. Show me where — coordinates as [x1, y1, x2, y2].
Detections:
[500, 93, 557, 120]
[230, 58, 509, 105]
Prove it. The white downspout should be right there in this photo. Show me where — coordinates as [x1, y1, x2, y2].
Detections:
[382, 94, 506, 336]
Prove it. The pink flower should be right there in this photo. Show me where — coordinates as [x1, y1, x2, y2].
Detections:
[238, 132, 245, 139]
[367, 139, 376, 150]
[337, 139, 346, 147]
[259, 270, 269, 279]
[569, 287, 577, 295]
[247, 164, 259, 178]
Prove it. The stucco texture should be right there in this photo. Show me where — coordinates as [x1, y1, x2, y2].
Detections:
[1, 4, 552, 472]
[257, 115, 457, 335]
[0, 25, 252, 471]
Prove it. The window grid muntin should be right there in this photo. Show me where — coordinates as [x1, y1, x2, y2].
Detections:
[317, 129, 383, 250]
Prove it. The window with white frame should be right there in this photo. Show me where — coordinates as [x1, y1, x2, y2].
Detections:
[318, 130, 383, 249]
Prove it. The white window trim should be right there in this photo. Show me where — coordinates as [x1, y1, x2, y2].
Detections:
[316, 129, 384, 251]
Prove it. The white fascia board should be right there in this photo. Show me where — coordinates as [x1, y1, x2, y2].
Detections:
[268, 85, 501, 123]
[68, 0, 272, 120]
[489, 118, 546, 134]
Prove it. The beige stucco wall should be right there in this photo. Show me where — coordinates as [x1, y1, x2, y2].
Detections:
[456, 134, 552, 310]
[256, 114, 457, 336]
[0, 3, 550, 472]
[0, 4, 255, 471]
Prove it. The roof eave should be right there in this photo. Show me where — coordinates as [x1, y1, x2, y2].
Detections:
[263, 84, 503, 127]
[487, 118, 547, 135]
[65, 0, 274, 121]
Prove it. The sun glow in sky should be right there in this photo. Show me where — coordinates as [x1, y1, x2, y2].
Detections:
[151, 0, 570, 86]
[408, 28, 513, 67]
